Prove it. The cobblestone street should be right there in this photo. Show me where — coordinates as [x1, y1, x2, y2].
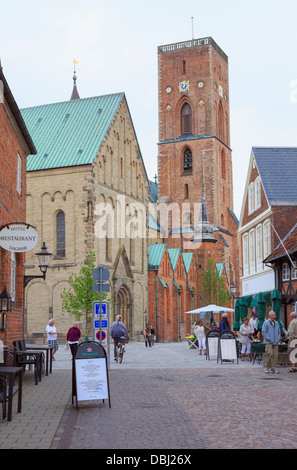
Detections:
[51, 341, 297, 450]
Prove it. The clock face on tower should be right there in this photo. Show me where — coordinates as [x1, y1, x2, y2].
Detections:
[178, 80, 190, 93]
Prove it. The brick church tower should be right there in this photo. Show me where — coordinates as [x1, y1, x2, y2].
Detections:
[157, 37, 239, 287]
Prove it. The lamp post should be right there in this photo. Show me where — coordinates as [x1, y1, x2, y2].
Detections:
[230, 282, 237, 299]
[0, 286, 12, 330]
[24, 242, 52, 288]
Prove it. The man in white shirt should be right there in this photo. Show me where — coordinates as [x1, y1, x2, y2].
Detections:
[46, 319, 59, 361]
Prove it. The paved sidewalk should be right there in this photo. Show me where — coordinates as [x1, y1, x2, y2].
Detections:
[1, 341, 296, 449]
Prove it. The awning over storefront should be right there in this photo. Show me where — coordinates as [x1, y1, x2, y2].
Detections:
[250, 291, 272, 307]
[234, 290, 276, 330]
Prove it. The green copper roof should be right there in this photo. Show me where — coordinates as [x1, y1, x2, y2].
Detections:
[168, 248, 181, 272]
[21, 93, 124, 171]
[182, 252, 194, 273]
[148, 244, 166, 269]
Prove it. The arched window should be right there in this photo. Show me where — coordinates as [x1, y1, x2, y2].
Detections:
[183, 147, 192, 171]
[182, 60, 186, 74]
[106, 214, 112, 261]
[130, 222, 135, 265]
[255, 177, 261, 209]
[56, 211, 66, 257]
[218, 101, 224, 141]
[181, 103, 192, 135]
[221, 149, 226, 179]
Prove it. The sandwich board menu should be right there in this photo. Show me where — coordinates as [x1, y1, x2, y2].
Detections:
[72, 341, 111, 409]
[218, 331, 238, 364]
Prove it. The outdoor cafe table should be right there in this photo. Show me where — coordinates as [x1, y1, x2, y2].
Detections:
[25, 344, 53, 376]
[0, 366, 23, 421]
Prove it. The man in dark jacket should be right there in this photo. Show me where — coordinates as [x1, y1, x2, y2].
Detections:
[111, 315, 128, 360]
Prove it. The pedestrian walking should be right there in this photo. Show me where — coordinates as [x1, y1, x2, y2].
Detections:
[144, 327, 151, 347]
[149, 325, 155, 346]
[287, 312, 297, 372]
[66, 321, 81, 357]
[219, 313, 231, 332]
[262, 311, 281, 374]
[46, 319, 60, 361]
[193, 320, 208, 355]
[239, 317, 254, 360]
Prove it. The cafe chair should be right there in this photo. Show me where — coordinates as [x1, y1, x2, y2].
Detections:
[0, 376, 7, 420]
[12, 340, 41, 385]
[186, 335, 199, 350]
[251, 343, 266, 365]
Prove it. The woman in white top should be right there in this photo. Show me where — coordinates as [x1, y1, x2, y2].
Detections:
[248, 312, 258, 335]
[239, 317, 254, 360]
[193, 320, 207, 355]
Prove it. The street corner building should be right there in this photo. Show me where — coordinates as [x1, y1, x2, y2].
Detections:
[0, 66, 36, 344]
[239, 147, 297, 329]
[21, 84, 150, 340]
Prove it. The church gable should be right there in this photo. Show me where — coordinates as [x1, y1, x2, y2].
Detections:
[113, 245, 133, 280]
[94, 95, 149, 201]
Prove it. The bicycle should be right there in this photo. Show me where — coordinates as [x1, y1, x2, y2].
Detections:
[115, 336, 127, 363]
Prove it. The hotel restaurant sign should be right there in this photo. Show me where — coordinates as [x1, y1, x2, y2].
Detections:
[0, 223, 38, 253]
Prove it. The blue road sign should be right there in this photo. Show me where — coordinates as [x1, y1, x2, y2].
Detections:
[94, 303, 107, 316]
[95, 320, 108, 328]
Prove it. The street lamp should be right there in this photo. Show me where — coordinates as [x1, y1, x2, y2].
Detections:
[24, 242, 52, 287]
[230, 282, 237, 298]
[0, 286, 12, 330]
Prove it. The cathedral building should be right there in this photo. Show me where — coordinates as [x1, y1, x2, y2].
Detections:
[21, 77, 150, 339]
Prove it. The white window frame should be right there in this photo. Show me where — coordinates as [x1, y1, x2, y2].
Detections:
[248, 183, 255, 214]
[243, 233, 249, 276]
[282, 262, 290, 282]
[291, 264, 297, 280]
[249, 229, 255, 274]
[255, 177, 261, 210]
[256, 224, 263, 272]
[17, 153, 22, 194]
[263, 219, 271, 260]
[10, 252, 16, 302]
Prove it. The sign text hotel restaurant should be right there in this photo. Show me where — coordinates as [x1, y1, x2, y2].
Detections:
[0, 224, 38, 252]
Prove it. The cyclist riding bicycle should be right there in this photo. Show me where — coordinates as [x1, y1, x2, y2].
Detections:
[111, 315, 128, 361]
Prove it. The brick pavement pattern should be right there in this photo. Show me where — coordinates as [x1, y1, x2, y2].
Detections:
[1, 342, 297, 449]
[54, 343, 297, 450]
[0, 370, 71, 449]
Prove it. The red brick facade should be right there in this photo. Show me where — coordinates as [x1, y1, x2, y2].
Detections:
[149, 39, 239, 340]
[0, 69, 35, 345]
[148, 247, 198, 342]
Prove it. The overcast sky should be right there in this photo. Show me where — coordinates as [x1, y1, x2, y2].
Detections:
[1, 0, 297, 218]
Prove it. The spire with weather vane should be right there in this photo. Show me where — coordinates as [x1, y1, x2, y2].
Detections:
[70, 58, 80, 101]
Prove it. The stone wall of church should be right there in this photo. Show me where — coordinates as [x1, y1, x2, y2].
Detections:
[25, 165, 92, 338]
[92, 98, 149, 336]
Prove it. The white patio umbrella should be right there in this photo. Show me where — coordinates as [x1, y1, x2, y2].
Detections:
[186, 304, 234, 313]
[186, 304, 234, 317]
